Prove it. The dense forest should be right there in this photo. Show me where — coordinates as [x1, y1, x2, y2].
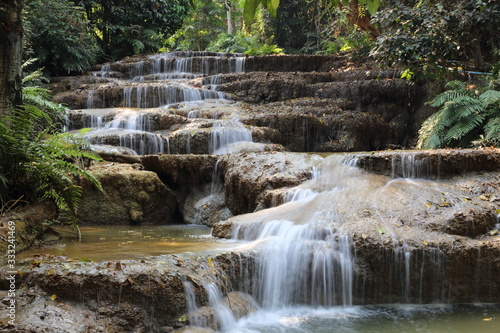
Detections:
[1, 0, 499, 216]
[17, 0, 500, 76]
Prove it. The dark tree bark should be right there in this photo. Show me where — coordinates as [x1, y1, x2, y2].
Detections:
[341, 1, 380, 41]
[0, 0, 23, 117]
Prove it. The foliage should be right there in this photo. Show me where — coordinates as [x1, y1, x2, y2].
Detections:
[206, 32, 283, 55]
[371, 0, 500, 75]
[23, 0, 101, 75]
[417, 78, 500, 149]
[0, 68, 102, 220]
[320, 27, 374, 56]
[74, 0, 190, 60]
[166, 0, 227, 51]
[329, 0, 382, 16]
[21, 59, 68, 131]
[243, 0, 280, 24]
[370, 1, 455, 75]
[271, 0, 318, 53]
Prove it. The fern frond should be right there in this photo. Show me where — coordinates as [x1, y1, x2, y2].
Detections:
[444, 80, 468, 92]
[22, 58, 39, 70]
[479, 90, 500, 108]
[449, 96, 484, 119]
[428, 90, 466, 107]
[416, 111, 443, 149]
[484, 117, 500, 141]
[444, 113, 485, 143]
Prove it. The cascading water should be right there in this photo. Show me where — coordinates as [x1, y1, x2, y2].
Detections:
[182, 152, 492, 332]
[75, 52, 247, 154]
[209, 120, 253, 154]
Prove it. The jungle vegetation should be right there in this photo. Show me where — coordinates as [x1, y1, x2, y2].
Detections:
[0, 0, 499, 218]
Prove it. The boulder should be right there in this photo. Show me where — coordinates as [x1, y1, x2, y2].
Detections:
[219, 152, 321, 214]
[77, 162, 176, 225]
[0, 199, 57, 258]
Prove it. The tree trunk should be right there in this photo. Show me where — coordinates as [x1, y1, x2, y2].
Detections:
[342, 0, 380, 41]
[0, 0, 23, 117]
[225, 1, 235, 35]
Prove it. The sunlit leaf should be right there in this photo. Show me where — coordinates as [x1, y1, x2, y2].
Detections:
[367, 0, 381, 16]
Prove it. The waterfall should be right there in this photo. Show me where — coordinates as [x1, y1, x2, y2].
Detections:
[92, 64, 111, 77]
[104, 111, 151, 132]
[209, 121, 253, 154]
[233, 220, 355, 308]
[86, 90, 94, 109]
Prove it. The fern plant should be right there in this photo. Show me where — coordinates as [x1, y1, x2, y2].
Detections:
[417, 79, 500, 149]
[0, 65, 102, 222]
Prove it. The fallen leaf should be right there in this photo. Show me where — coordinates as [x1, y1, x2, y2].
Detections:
[50, 294, 57, 301]
[422, 240, 429, 246]
[376, 224, 385, 234]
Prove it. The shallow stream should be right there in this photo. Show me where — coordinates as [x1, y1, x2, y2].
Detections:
[224, 304, 499, 333]
[18, 224, 240, 261]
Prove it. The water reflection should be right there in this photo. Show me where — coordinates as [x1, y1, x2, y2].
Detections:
[18, 224, 240, 261]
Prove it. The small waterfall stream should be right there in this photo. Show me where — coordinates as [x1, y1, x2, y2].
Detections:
[58, 53, 500, 332]
[74, 52, 249, 155]
[179, 153, 494, 332]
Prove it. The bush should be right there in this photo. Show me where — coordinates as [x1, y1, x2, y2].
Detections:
[206, 32, 283, 55]
[0, 67, 102, 219]
[417, 78, 500, 149]
[24, 0, 101, 75]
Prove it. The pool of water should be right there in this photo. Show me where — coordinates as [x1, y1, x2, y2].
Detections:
[224, 304, 499, 333]
[18, 224, 241, 261]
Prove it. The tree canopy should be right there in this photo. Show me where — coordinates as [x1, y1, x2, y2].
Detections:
[74, 0, 190, 60]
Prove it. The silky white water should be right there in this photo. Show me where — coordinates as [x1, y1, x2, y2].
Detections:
[192, 153, 493, 332]
[81, 52, 247, 153]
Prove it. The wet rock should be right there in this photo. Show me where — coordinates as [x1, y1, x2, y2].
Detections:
[211, 220, 233, 239]
[219, 152, 320, 214]
[141, 154, 221, 223]
[12, 254, 245, 332]
[171, 327, 215, 333]
[183, 190, 231, 227]
[77, 162, 176, 225]
[141, 155, 219, 190]
[0, 199, 57, 258]
[187, 292, 257, 330]
[353, 148, 500, 179]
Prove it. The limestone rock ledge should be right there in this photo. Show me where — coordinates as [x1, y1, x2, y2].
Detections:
[77, 162, 176, 225]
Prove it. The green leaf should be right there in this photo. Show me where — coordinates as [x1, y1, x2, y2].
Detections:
[244, 0, 260, 24]
[479, 90, 500, 107]
[367, 0, 381, 16]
